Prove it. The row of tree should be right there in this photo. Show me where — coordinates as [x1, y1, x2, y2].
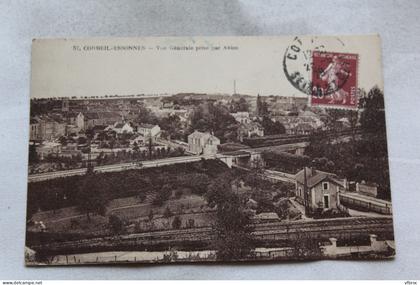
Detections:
[305, 87, 391, 199]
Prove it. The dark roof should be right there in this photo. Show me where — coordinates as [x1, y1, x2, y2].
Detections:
[239, 121, 263, 130]
[114, 123, 125, 128]
[85, 113, 99, 119]
[295, 167, 344, 188]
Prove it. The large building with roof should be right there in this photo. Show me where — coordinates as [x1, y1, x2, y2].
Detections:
[137, 123, 161, 139]
[30, 116, 66, 141]
[295, 167, 347, 211]
[187, 131, 220, 155]
[76, 112, 122, 130]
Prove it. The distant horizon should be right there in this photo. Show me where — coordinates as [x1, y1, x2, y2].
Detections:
[30, 91, 309, 100]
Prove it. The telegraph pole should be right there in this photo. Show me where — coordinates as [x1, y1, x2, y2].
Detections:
[86, 140, 94, 175]
[303, 166, 309, 216]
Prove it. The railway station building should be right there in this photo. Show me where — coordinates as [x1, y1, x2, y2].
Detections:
[295, 167, 347, 212]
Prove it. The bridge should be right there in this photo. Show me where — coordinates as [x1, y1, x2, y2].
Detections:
[216, 141, 309, 169]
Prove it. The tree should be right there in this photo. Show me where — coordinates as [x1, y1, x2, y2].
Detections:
[135, 105, 159, 125]
[186, 218, 195, 228]
[256, 94, 268, 116]
[76, 173, 108, 221]
[147, 136, 153, 160]
[108, 214, 124, 234]
[77, 136, 87, 145]
[181, 173, 210, 195]
[148, 209, 154, 221]
[163, 206, 173, 218]
[132, 141, 139, 153]
[152, 184, 172, 206]
[28, 144, 39, 164]
[160, 114, 183, 140]
[172, 216, 182, 229]
[189, 102, 237, 143]
[246, 157, 265, 192]
[263, 150, 310, 173]
[260, 116, 285, 135]
[231, 97, 250, 112]
[206, 173, 253, 261]
[360, 86, 386, 134]
[58, 136, 67, 146]
[237, 97, 249, 112]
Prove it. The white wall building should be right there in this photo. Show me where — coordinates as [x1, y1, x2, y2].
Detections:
[187, 131, 220, 155]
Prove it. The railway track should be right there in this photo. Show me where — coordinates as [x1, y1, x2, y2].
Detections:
[31, 216, 394, 252]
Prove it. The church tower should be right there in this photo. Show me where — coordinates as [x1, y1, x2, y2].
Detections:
[62, 98, 69, 112]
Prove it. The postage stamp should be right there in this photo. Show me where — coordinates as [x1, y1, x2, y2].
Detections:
[311, 51, 358, 108]
[283, 36, 359, 108]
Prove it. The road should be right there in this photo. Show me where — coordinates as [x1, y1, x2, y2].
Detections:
[28, 155, 213, 183]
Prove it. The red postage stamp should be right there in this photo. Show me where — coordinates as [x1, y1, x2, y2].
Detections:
[311, 51, 358, 108]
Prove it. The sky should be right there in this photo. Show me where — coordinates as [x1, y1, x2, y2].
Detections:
[30, 36, 383, 98]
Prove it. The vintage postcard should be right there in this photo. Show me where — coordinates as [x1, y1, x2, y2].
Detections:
[26, 35, 394, 265]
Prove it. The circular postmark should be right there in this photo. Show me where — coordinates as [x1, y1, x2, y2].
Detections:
[283, 36, 349, 96]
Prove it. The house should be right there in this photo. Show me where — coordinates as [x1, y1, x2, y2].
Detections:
[76, 112, 85, 130]
[97, 112, 122, 126]
[65, 124, 80, 136]
[237, 121, 264, 141]
[295, 167, 347, 212]
[272, 115, 322, 135]
[77, 112, 121, 130]
[161, 101, 174, 109]
[30, 116, 66, 141]
[231, 112, 251, 124]
[29, 118, 40, 140]
[107, 122, 134, 134]
[295, 122, 313, 135]
[60, 143, 82, 158]
[130, 134, 146, 146]
[138, 124, 161, 139]
[84, 112, 101, 129]
[35, 142, 62, 159]
[187, 131, 220, 155]
[65, 112, 79, 125]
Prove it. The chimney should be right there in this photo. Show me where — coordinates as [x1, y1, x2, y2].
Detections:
[307, 167, 313, 177]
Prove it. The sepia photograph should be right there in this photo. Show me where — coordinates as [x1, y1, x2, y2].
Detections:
[25, 35, 395, 265]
